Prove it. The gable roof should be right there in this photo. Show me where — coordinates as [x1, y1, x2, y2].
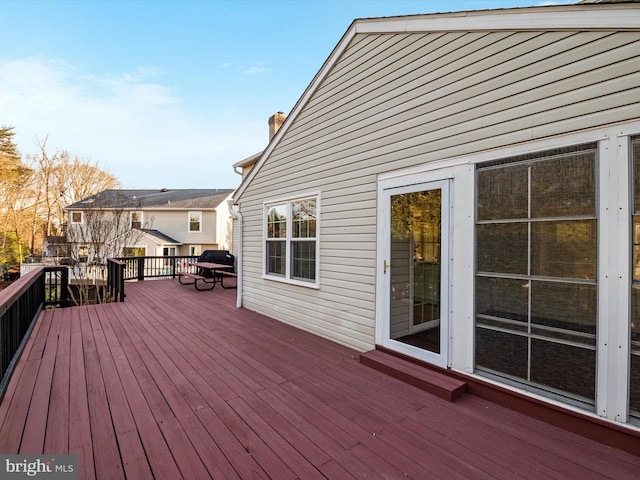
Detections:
[139, 229, 181, 245]
[66, 189, 234, 210]
[232, 2, 640, 201]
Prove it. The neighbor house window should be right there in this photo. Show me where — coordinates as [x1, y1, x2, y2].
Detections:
[131, 211, 143, 229]
[475, 144, 597, 406]
[71, 211, 83, 224]
[122, 247, 146, 257]
[630, 135, 640, 419]
[189, 245, 201, 256]
[265, 196, 318, 284]
[78, 245, 89, 263]
[188, 212, 201, 232]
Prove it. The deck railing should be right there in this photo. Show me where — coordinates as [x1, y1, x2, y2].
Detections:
[107, 258, 126, 302]
[114, 255, 199, 281]
[0, 266, 69, 401]
[105, 256, 200, 303]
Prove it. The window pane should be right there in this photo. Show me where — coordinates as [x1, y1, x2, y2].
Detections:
[531, 220, 596, 279]
[630, 354, 640, 416]
[633, 287, 640, 344]
[633, 138, 640, 212]
[530, 339, 595, 401]
[531, 151, 596, 217]
[292, 199, 316, 238]
[476, 223, 528, 274]
[475, 143, 597, 406]
[633, 217, 640, 281]
[477, 164, 528, 220]
[292, 241, 316, 281]
[632, 137, 640, 418]
[267, 204, 287, 238]
[631, 284, 640, 415]
[476, 277, 528, 325]
[266, 240, 285, 276]
[475, 328, 528, 380]
[131, 212, 142, 229]
[531, 281, 597, 343]
[189, 212, 201, 231]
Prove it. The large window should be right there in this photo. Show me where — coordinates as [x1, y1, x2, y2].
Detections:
[630, 136, 640, 419]
[265, 197, 318, 284]
[475, 144, 598, 405]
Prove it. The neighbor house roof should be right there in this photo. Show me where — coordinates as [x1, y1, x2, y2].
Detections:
[139, 229, 181, 245]
[66, 189, 234, 210]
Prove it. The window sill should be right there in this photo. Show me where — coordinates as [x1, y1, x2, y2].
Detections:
[263, 274, 319, 289]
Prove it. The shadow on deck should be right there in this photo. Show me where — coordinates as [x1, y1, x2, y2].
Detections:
[1, 279, 639, 479]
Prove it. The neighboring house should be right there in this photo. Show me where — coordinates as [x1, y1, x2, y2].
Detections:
[231, 2, 640, 442]
[65, 188, 234, 262]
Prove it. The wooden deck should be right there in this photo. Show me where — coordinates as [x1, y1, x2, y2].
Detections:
[1, 279, 639, 479]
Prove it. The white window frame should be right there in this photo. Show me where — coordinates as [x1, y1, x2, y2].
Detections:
[263, 193, 320, 288]
[188, 211, 202, 233]
[189, 245, 201, 256]
[71, 211, 83, 224]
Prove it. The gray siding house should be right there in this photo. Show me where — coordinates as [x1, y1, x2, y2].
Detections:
[231, 3, 640, 440]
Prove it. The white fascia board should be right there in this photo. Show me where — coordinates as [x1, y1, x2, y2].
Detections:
[354, 6, 640, 34]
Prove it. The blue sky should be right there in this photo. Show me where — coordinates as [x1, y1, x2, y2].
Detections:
[1, 0, 573, 190]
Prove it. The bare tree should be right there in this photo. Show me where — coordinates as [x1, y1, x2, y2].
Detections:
[27, 137, 121, 238]
[65, 194, 151, 305]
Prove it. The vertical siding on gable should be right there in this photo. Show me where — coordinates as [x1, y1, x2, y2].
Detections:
[239, 29, 640, 352]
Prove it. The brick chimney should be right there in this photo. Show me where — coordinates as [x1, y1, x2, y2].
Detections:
[268, 111, 286, 141]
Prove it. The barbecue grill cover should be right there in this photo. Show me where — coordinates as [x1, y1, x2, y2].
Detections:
[197, 250, 235, 276]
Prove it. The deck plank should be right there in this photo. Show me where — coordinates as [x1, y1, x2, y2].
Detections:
[81, 306, 125, 480]
[20, 309, 59, 453]
[43, 327, 71, 454]
[0, 279, 639, 479]
[67, 306, 95, 480]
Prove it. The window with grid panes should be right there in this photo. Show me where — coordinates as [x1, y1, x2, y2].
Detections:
[265, 197, 317, 283]
[475, 144, 598, 405]
[630, 136, 640, 419]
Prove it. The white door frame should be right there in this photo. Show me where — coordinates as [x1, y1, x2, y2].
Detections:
[376, 173, 453, 368]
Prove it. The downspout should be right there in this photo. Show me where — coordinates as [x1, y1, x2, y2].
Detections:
[227, 199, 243, 308]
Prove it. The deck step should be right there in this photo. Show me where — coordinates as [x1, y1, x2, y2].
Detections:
[359, 349, 466, 402]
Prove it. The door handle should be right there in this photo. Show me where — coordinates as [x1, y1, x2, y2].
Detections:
[384, 260, 391, 274]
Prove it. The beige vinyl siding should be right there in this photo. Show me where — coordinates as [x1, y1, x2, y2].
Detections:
[144, 209, 218, 245]
[239, 28, 640, 351]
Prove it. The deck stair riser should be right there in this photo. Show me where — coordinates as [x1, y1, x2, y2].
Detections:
[360, 350, 466, 402]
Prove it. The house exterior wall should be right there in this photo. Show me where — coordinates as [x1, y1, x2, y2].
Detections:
[238, 10, 640, 353]
[143, 209, 219, 246]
